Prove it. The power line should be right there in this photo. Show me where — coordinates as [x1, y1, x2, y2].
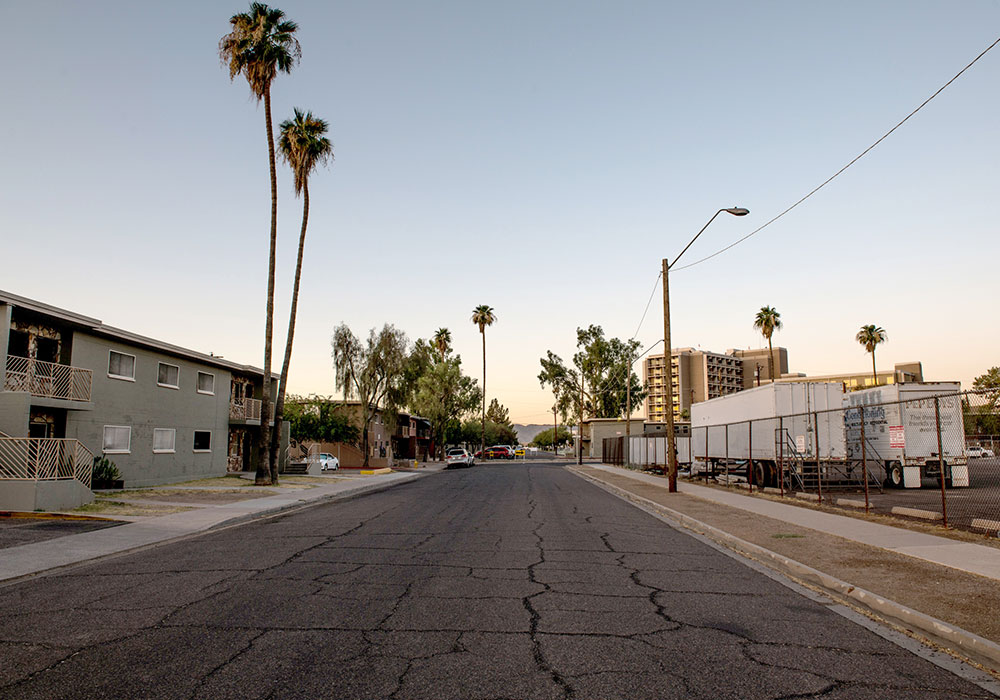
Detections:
[674, 34, 1000, 272]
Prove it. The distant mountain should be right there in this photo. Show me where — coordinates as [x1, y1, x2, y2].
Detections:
[514, 424, 550, 445]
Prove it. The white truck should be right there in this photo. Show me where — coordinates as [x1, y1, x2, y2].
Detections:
[690, 382, 847, 488]
[843, 382, 968, 488]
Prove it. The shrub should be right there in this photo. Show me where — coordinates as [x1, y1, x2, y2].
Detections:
[92, 456, 121, 483]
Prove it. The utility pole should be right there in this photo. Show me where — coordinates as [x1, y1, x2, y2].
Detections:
[663, 258, 677, 492]
[625, 353, 631, 467]
[577, 373, 584, 465]
[552, 404, 557, 457]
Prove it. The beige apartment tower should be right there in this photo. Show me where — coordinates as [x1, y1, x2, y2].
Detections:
[644, 348, 742, 423]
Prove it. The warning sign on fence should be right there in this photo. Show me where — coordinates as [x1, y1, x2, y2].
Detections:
[889, 425, 905, 449]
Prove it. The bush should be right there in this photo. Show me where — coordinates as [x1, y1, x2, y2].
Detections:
[92, 456, 121, 483]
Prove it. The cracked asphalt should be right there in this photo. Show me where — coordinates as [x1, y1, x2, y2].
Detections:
[0, 462, 994, 699]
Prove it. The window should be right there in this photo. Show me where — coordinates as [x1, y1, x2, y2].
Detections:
[157, 363, 180, 389]
[193, 430, 212, 452]
[108, 351, 136, 380]
[197, 372, 215, 395]
[103, 425, 131, 454]
[153, 428, 176, 453]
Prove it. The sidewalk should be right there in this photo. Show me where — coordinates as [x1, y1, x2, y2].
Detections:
[572, 463, 1000, 673]
[0, 469, 429, 584]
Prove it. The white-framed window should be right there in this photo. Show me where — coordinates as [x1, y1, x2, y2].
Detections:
[103, 425, 131, 454]
[157, 362, 180, 389]
[108, 351, 136, 381]
[193, 430, 212, 452]
[152, 428, 176, 454]
[197, 372, 215, 395]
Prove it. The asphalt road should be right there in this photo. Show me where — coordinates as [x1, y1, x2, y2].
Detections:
[0, 461, 994, 699]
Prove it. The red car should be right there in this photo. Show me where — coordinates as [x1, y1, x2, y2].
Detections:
[475, 446, 511, 460]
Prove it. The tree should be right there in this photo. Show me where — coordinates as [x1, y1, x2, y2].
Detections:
[530, 426, 573, 449]
[331, 323, 409, 467]
[471, 305, 496, 456]
[220, 2, 301, 485]
[268, 109, 334, 479]
[283, 395, 360, 444]
[753, 306, 782, 384]
[967, 367, 1000, 435]
[855, 324, 887, 385]
[486, 398, 511, 427]
[538, 326, 644, 421]
[432, 328, 452, 362]
[461, 419, 518, 449]
[411, 356, 481, 459]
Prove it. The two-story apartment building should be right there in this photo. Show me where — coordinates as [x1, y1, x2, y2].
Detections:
[0, 290, 285, 509]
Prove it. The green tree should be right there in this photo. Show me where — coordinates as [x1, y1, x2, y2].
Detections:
[412, 356, 481, 459]
[283, 395, 360, 444]
[432, 328, 452, 362]
[220, 2, 301, 485]
[530, 426, 573, 449]
[966, 367, 1000, 436]
[471, 305, 496, 456]
[486, 398, 512, 428]
[855, 324, 887, 385]
[753, 306, 782, 383]
[269, 109, 334, 478]
[331, 323, 409, 467]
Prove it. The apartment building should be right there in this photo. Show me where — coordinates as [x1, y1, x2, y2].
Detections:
[643, 348, 743, 423]
[727, 347, 789, 388]
[322, 400, 434, 461]
[0, 290, 285, 509]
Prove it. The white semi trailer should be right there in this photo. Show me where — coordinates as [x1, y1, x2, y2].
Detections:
[843, 382, 968, 488]
[690, 382, 847, 488]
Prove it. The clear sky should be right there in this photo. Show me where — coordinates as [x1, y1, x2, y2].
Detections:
[2, 1, 998, 424]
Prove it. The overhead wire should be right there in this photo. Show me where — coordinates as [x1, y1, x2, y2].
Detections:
[673, 34, 1000, 272]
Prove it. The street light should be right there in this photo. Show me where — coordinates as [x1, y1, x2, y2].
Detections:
[663, 206, 749, 492]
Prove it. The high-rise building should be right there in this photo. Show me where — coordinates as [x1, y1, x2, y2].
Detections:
[643, 348, 743, 423]
[727, 347, 789, 388]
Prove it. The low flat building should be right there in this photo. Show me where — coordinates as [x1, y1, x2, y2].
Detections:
[777, 361, 923, 391]
[0, 290, 285, 508]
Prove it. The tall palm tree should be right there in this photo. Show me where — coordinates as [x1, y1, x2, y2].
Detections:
[268, 109, 333, 479]
[220, 2, 301, 485]
[432, 328, 451, 362]
[753, 306, 783, 384]
[856, 324, 888, 386]
[471, 305, 496, 456]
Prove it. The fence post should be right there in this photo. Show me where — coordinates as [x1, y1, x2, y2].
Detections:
[813, 411, 822, 504]
[724, 423, 730, 487]
[748, 419, 754, 493]
[779, 416, 785, 497]
[935, 397, 948, 528]
[704, 426, 709, 483]
[860, 405, 870, 513]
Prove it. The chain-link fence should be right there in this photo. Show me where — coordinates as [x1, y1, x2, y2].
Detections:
[603, 388, 1000, 535]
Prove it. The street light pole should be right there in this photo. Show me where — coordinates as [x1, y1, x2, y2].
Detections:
[663, 207, 749, 493]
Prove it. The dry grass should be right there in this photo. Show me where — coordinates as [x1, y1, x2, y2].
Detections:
[74, 501, 193, 517]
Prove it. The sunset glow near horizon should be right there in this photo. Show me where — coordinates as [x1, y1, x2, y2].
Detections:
[2, 2, 998, 424]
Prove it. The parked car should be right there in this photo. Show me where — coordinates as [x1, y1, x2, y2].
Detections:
[967, 445, 996, 459]
[491, 445, 515, 460]
[319, 453, 339, 471]
[446, 448, 475, 468]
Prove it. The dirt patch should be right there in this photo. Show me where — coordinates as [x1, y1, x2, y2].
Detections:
[101, 489, 278, 505]
[575, 466, 1000, 645]
[74, 501, 193, 517]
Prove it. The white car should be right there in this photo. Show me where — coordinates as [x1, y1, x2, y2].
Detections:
[319, 453, 340, 471]
[446, 448, 474, 468]
[967, 446, 995, 459]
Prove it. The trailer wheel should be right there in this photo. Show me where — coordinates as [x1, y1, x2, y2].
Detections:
[754, 462, 775, 489]
[886, 462, 903, 489]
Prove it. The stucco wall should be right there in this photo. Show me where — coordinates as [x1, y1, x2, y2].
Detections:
[65, 334, 233, 487]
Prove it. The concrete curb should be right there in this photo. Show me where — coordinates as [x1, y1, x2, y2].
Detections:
[568, 466, 1000, 673]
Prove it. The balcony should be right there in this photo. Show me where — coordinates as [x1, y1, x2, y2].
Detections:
[4, 355, 93, 402]
[230, 396, 263, 422]
[0, 436, 94, 487]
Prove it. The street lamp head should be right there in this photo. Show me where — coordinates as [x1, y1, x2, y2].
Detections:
[724, 207, 749, 216]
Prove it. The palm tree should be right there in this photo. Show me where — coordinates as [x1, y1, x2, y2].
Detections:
[268, 109, 333, 478]
[432, 328, 451, 362]
[856, 324, 888, 386]
[220, 2, 301, 485]
[471, 305, 496, 456]
[753, 306, 783, 384]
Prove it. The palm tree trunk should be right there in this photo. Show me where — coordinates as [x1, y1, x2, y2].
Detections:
[872, 350, 877, 386]
[257, 87, 278, 486]
[481, 329, 486, 457]
[269, 181, 311, 481]
[767, 335, 774, 384]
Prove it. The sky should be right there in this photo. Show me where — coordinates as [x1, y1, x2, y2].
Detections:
[2, 1, 998, 424]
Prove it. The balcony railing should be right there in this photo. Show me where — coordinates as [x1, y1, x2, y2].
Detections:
[4, 355, 93, 402]
[0, 437, 94, 488]
[230, 396, 263, 422]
